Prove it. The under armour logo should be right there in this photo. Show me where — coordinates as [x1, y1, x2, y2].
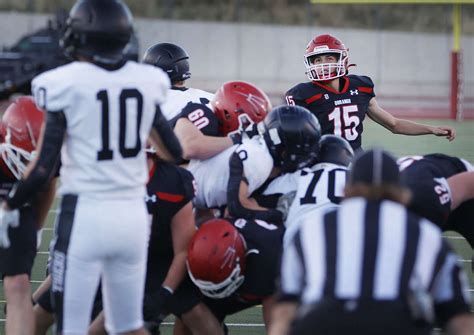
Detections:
[350, 89, 359, 95]
[324, 94, 330, 100]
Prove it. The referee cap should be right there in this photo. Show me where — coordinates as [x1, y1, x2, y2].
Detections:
[348, 148, 400, 186]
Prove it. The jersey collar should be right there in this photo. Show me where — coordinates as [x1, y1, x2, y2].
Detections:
[311, 76, 349, 94]
[171, 86, 188, 91]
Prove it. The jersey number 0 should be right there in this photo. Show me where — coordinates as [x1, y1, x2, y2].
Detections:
[96, 89, 143, 161]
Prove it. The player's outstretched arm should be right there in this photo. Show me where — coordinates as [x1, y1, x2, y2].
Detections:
[174, 118, 233, 160]
[164, 202, 195, 291]
[268, 302, 297, 335]
[367, 97, 456, 141]
[149, 105, 183, 163]
[32, 177, 58, 231]
[447, 171, 474, 210]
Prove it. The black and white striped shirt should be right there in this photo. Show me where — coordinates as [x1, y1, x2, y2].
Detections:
[280, 197, 471, 324]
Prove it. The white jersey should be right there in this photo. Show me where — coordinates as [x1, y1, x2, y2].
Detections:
[32, 61, 170, 198]
[264, 163, 348, 244]
[161, 87, 214, 121]
[188, 136, 274, 208]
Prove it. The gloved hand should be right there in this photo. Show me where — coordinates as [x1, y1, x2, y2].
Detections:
[228, 122, 259, 145]
[0, 203, 20, 248]
[276, 191, 297, 222]
[143, 285, 173, 324]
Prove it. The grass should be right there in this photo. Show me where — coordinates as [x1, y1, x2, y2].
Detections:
[0, 118, 473, 334]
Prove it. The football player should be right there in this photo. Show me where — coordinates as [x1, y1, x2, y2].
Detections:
[142, 42, 214, 121]
[88, 151, 223, 335]
[225, 105, 322, 224]
[0, 1, 182, 334]
[181, 217, 284, 333]
[398, 154, 474, 247]
[180, 82, 273, 209]
[173, 80, 272, 161]
[143, 42, 232, 160]
[260, 135, 354, 244]
[286, 34, 455, 151]
[0, 96, 57, 335]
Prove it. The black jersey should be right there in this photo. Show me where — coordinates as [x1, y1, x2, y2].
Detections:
[399, 153, 469, 227]
[170, 98, 220, 137]
[203, 217, 284, 321]
[286, 75, 375, 151]
[232, 218, 284, 301]
[146, 161, 195, 259]
[0, 177, 15, 199]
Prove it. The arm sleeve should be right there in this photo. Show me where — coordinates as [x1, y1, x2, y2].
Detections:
[152, 105, 183, 162]
[285, 86, 307, 108]
[227, 152, 283, 224]
[358, 75, 376, 98]
[277, 230, 304, 303]
[431, 245, 471, 327]
[7, 111, 66, 209]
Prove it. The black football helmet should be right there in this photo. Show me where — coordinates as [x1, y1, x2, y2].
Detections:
[259, 105, 321, 172]
[61, 0, 134, 64]
[142, 43, 191, 82]
[318, 135, 354, 167]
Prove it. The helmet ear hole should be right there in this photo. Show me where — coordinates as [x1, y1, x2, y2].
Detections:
[223, 110, 232, 120]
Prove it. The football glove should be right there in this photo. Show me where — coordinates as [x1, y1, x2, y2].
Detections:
[276, 191, 297, 222]
[143, 285, 173, 324]
[0, 204, 20, 248]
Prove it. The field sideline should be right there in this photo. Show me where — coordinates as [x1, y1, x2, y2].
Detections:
[0, 118, 472, 335]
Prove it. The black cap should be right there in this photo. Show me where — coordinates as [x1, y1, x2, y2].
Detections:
[348, 148, 400, 186]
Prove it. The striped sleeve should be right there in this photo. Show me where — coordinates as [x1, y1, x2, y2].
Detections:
[278, 230, 305, 302]
[430, 241, 471, 327]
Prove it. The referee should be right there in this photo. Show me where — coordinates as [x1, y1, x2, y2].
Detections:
[269, 149, 473, 335]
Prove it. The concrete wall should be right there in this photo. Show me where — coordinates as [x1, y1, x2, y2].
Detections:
[1, 12, 472, 117]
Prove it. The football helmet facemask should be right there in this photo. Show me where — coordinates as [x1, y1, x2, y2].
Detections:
[187, 218, 247, 299]
[304, 34, 349, 81]
[212, 81, 271, 136]
[259, 105, 321, 173]
[0, 96, 44, 180]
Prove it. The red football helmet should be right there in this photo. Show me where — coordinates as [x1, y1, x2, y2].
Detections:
[304, 34, 349, 81]
[0, 96, 44, 180]
[212, 81, 271, 136]
[187, 218, 247, 298]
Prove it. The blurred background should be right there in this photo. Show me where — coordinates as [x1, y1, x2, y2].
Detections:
[0, 0, 472, 119]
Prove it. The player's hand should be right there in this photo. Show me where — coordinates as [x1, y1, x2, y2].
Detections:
[0, 202, 20, 248]
[432, 126, 456, 141]
[143, 285, 173, 324]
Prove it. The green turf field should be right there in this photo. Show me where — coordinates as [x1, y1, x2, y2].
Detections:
[0, 119, 473, 334]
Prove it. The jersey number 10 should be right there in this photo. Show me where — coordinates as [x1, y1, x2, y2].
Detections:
[96, 89, 143, 161]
